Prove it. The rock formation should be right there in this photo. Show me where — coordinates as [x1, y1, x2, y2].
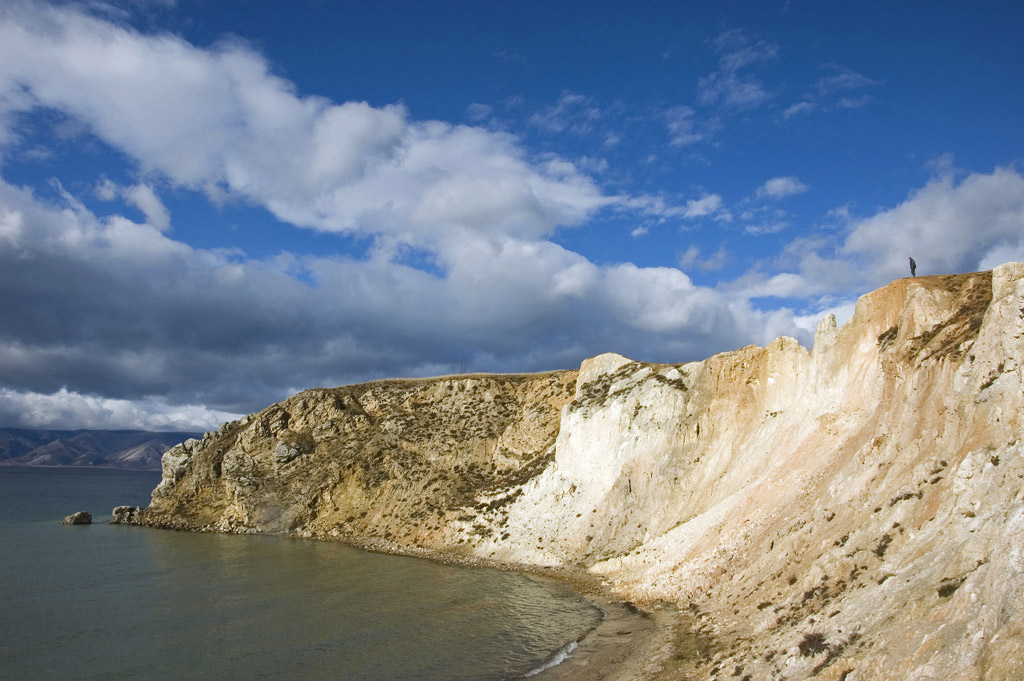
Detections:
[111, 505, 142, 524]
[62, 511, 92, 525]
[119, 263, 1024, 680]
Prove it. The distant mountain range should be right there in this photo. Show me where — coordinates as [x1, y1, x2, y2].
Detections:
[0, 428, 201, 470]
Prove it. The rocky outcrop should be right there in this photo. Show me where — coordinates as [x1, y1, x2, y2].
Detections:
[133, 371, 577, 549]
[110, 505, 142, 524]
[123, 263, 1024, 681]
[62, 511, 92, 525]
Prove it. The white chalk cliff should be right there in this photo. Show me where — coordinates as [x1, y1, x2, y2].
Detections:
[126, 264, 1024, 680]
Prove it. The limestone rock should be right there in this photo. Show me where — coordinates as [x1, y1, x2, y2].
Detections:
[110, 505, 142, 524]
[61, 511, 91, 525]
[126, 264, 1024, 681]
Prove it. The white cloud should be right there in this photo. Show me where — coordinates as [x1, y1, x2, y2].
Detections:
[837, 166, 1024, 283]
[698, 29, 777, 111]
[683, 193, 726, 218]
[745, 221, 788, 236]
[665, 105, 720, 146]
[466, 102, 493, 122]
[0, 386, 240, 432]
[837, 95, 872, 109]
[743, 166, 1024, 300]
[814, 64, 880, 96]
[679, 245, 727, 272]
[0, 171, 805, 426]
[14, 3, 994, 433]
[124, 183, 170, 231]
[528, 91, 602, 135]
[784, 64, 879, 120]
[715, 166, 1024, 316]
[782, 101, 816, 120]
[622, 192, 731, 222]
[0, 4, 610, 248]
[756, 176, 808, 199]
[96, 179, 171, 231]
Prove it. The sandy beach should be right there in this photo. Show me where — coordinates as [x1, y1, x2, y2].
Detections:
[532, 598, 669, 681]
[516, 567, 699, 681]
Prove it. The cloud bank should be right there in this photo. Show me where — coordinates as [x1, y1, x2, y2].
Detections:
[0, 4, 1021, 432]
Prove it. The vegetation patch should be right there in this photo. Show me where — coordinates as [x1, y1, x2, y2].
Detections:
[937, 576, 965, 598]
[652, 371, 688, 391]
[889, 490, 923, 506]
[980, 362, 1005, 391]
[902, 272, 992, 364]
[798, 632, 829, 656]
[877, 325, 899, 350]
[874, 533, 893, 558]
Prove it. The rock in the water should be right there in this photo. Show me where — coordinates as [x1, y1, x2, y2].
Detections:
[61, 511, 92, 525]
[110, 505, 141, 524]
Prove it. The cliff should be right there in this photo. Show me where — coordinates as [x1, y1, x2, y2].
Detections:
[123, 263, 1024, 680]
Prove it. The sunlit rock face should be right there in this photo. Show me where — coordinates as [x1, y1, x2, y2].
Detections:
[132, 263, 1024, 681]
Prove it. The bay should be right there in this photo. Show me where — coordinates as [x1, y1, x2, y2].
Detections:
[0, 466, 601, 680]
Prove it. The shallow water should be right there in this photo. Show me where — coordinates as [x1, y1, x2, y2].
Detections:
[0, 466, 601, 680]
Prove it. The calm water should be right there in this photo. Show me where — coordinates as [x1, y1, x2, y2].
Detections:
[0, 467, 601, 680]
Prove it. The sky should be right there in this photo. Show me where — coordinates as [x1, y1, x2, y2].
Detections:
[1, 0, 1023, 432]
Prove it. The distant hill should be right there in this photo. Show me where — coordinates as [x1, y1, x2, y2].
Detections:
[0, 428, 201, 470]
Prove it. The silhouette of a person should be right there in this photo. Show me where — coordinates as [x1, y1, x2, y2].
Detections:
[909, 257, 917, 277]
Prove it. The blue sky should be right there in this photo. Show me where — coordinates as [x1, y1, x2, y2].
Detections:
[1, 0, 1023, 431]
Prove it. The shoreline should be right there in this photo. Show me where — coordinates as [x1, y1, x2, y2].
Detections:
[117, 519, 689, 680]
[527, 594, 674, 681]
[336, 535, 685, 681]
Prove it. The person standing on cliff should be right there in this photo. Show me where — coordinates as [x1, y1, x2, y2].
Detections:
[909, 257, 917, 276]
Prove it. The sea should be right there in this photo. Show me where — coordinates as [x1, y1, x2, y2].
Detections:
[0, 466, 602, 681]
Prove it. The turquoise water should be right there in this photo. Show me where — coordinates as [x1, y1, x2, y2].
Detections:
[0, 467, 600, 680]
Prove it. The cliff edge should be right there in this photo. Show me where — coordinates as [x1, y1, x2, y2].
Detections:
[124, 263, 1024, 680]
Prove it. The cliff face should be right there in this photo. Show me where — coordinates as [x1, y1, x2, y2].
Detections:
[142, 371, 578, 548]
[131, 263, 1024, 681]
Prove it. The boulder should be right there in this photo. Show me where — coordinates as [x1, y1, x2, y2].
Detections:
[110, 505, 141, 524]
[61, 511, 92, 525]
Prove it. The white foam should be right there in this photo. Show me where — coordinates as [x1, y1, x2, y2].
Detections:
[522, 639, 577, 677]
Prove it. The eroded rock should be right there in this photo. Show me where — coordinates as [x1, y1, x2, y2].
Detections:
[110, 505, 142, 524]
[61, 511, 91, 525]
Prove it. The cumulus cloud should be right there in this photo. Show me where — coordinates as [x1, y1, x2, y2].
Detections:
[837, 166, 1024, 283]
[0, 387, 239, 432]
[0, 3, 610, 248]
[740, 166, 1024, 301]
[7, 5, 1017, 435]
[96, 179, 171, 231]
[683, 193, 727, 218]
[1, 3, 798, 432]
[756, 176, 808, 199]
[0, 170, 803, 429]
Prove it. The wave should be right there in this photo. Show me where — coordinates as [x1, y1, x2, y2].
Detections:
[521, 639, 578, 677]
